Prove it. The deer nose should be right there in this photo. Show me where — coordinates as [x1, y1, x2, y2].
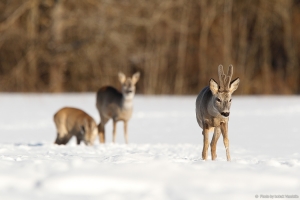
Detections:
[221, 112, 230, 117]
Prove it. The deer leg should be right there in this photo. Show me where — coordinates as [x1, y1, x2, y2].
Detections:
[98, 117, 108, 144]
[54, 125, 68, 145]
[76, 136, 81, 145]
[54, 132, 69, 145]
[98, 123, 105, 143]
[58, 134, 72, 145]
[220, 122, 231, 161]
[124, 121, 128, 144]
[202, 128, 209, 160]
[112, 120, 117, 143]
[54, 133, 61, 144]
[210, 127, 221, 160]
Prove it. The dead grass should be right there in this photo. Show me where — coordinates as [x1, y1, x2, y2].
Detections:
[0, 0, 299, 94]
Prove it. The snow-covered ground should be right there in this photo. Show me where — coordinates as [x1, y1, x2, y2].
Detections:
[0, 94, 299, 200]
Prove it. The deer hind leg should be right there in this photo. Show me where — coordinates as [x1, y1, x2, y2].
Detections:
[55, 133, 72, 145]
[62, 134, 72, 145]
[202, 128, 210, 160]
[98, 116, 109, 144]
[112, 120, 117, 143]
[54, 124, 68, 145]
[54, 134, 62, 144]
[210, 127, 221, 160]
[220, 122, 231, 161]
[76, 135, 81, 145]
[124, 121, 128, 144]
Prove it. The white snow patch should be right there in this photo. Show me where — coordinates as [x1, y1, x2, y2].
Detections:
[0, 94, 299, 200]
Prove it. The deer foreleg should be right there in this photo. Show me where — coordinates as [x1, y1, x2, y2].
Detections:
[220, 122, 231, 161]
[210, 127, 221, 160]
[202, 128, 210, 160]
[112, 120, 117, 143]
[124, 121, 128, 144]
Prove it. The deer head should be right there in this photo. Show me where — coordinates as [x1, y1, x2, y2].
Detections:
[118, 72, 140, 100]
[209, 65, 240, 117]
[82, 122, 98, 146]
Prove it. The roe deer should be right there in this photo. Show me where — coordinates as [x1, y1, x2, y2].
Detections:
[96, 72, 140, 144]
[54, 107, 97, 145]
[196, 65, 240, 161]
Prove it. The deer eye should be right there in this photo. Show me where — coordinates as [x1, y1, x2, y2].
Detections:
[216, 98, 221, 103]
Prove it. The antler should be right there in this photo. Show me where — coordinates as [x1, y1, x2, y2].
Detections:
[218, 65, 233, 92]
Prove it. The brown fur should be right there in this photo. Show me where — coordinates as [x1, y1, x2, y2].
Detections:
[196, 65, 240, 161]
[53, 107, 97, 145]
[96, 72, 140, 144]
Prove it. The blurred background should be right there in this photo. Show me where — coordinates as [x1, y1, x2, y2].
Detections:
[0, 0, 299, 94]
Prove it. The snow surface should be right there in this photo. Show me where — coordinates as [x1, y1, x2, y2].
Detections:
[0, 94, 299, 200]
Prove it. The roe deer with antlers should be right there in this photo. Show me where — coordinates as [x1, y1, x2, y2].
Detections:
[96, 72, 140, 144]
[196, 65, 240, 161]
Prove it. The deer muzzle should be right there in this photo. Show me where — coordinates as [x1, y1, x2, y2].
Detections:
[221, 112, 230, 117]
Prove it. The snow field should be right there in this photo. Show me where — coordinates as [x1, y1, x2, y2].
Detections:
[0, 94, 299, 200]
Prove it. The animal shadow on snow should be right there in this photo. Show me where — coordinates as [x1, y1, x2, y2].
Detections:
[14, 142, 44, 147]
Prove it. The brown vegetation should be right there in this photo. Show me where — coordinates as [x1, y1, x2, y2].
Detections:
[0, 0, 300, 94]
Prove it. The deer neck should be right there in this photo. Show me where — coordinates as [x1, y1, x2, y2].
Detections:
[122, 96, 133, 110]
[207, 97, 218, 118]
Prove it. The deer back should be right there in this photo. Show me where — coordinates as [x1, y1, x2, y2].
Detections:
[96, 86, 130, 120]
[196, 86, 215, 129]
[54, 107, 97, 144]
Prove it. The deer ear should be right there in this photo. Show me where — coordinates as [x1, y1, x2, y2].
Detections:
[132, 72, 140, 84]
[229, 77, 240, 93]
[118, 72, 126, 84]
[209, 79, 219, 95]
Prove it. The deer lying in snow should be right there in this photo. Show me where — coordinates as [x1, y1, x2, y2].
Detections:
[54, 107, 97, 145]
[96, 72, 140, 144]
[196, 65, 240, 161]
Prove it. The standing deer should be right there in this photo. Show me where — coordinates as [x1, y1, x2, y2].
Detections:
[196, 65, 240, 161]
[54, 107, 98, 145]
[96, 72, 140, 144]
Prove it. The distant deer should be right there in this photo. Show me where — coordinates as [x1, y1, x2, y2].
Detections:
[196, 65, 240, 161]
[54, 107, 98, 145]
[96, 72, 140, 144]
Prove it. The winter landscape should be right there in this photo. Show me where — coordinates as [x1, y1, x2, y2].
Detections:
[0, 93, 299, 200]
